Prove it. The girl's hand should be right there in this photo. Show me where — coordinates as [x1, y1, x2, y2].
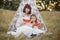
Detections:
[38, 23, 42, 29]
[30, 20, 32, 22]
[38, 26, 41, 29]
[38, 23, 41, 27]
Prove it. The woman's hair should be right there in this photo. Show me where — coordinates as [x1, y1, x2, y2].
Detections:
[30, 14, 37, 23]
[23, 4, 31, 14]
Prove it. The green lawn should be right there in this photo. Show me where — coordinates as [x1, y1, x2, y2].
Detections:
[0, 9, 60, 40]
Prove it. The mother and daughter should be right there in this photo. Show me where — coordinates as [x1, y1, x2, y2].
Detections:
[7, 4, 45, 38]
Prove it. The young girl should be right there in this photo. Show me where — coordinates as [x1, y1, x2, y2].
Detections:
[30, 14, 41, 29]
[7, 4, 33, 38]
[30, 14, 45, 35]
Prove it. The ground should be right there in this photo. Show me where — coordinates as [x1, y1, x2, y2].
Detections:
[0, 9, 60, 40]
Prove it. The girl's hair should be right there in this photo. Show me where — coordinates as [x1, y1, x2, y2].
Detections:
[30, 14, 37, 23]
[23, 4, 31, 14]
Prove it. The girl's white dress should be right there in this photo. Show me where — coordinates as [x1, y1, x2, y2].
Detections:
[32, 27, 45, 35]
[32, 21, 45, 35]
[7, 15, 33, 37]
[7, 14, 46, 37]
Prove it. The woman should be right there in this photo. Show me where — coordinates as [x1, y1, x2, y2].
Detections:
[7, 4, 33, 38]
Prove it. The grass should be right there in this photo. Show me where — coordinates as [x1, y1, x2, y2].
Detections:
[0, 9, 60, 40]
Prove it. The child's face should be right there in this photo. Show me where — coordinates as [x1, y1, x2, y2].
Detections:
[31, 16, 36, 22]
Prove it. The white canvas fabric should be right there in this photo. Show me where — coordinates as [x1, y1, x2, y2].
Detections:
[7, 0, 47, 37]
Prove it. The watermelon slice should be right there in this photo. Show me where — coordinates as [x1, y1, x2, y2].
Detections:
[33, 24, 40, 27]
[23, 19, 31, 23]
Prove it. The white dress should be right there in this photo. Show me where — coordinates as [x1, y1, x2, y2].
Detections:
[7, 15, 33, 37]
[32, 27, 45, 35]
[32, 21, 45, 35]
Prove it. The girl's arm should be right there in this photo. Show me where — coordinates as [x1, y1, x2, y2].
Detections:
[38, 23, 42, 29]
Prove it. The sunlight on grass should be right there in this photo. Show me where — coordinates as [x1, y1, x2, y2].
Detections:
[0, 9, 60, 40]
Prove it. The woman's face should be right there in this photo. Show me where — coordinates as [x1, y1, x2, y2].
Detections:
[25, 8, 30, 14]
[31, 16, 36, 22]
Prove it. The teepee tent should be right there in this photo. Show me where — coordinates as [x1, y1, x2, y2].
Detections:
[8, 0, 47, 33]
